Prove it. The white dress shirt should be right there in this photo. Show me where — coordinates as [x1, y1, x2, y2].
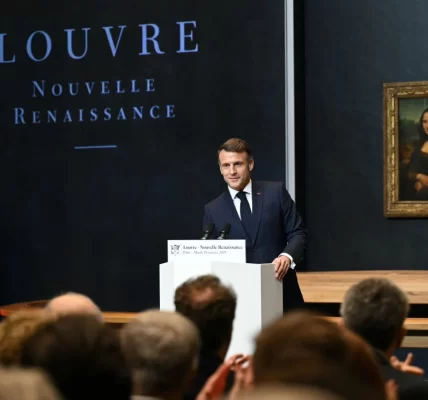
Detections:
[228, 180, 296, 269]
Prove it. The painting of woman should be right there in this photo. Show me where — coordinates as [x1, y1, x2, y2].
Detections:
[407, 108, 428, 200]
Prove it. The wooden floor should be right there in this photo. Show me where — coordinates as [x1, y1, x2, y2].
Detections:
[298, 270, 428, 304]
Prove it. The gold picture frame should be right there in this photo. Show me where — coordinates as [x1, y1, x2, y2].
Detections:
[384, 81, 428, 217]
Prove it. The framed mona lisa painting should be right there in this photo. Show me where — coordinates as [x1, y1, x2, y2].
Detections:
[384, 81, 428, 217]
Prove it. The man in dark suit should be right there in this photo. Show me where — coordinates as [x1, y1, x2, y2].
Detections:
[203, 138, 307, 310]
[340, 278, 428, 400]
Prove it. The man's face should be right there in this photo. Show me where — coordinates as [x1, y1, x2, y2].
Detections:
[218, 150, 254, 191]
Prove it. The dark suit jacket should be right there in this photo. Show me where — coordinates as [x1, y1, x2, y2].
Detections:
[203, 181, 307, 309]
[375, 350, 428, 400]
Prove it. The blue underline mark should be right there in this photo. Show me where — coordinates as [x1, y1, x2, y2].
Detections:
[74, 145, 118, 150]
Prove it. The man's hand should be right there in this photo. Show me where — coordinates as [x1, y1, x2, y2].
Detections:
[390, 353, 425, 376]
[196, 362, 230, 400]
[272, 255, 291, 281]
[196, 354, 247, 400]
[229, 355, 253, 400]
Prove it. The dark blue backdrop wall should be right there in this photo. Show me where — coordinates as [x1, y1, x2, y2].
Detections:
[298, 0, 428, 270]
[0, 1, 287, 310]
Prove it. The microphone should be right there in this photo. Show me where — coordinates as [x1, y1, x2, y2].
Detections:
[217, 223, 231, 240]
[201, 223, 215, 240]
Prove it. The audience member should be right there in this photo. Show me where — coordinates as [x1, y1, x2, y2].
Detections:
[0, 368, 61, 400]
[252, 311, 388, 400]
[6, 277, 424, 400]
[20, 314, 131, 400]
[121, 310, 200, 400]
[174, 275, 237, 399]
[341, 277, 428, 399]
[45, 292, 103, 321]
[0, 310, 55, 366]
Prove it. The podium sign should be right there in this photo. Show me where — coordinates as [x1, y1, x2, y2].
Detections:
[167, 239, 246, 262]
[161, 240, 245, 309]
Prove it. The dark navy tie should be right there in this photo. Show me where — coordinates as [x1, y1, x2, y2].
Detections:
[236, 191, 252, 236]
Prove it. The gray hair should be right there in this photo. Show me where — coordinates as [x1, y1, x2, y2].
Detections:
[46, 292, 103, 322]
[340, 278, 409, 351]
[120, 310, 200, 396]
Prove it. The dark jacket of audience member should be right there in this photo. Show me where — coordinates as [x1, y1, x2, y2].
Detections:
[340, 278, 428, 400]
[20, 314, 132, 400]
[174, 275, 237, 400]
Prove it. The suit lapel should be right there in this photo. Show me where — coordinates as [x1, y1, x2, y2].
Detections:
[251, 182, 264, 245]
[221, 192, 251, 242]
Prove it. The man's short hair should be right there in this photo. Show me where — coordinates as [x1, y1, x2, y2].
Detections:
[174, 275, 237, 353]
[340, 278, 409, 351]
[20, 314, 131, 400]
[120, 310, 200, 396]
[46, 292, 103, 321]
[0, 310, 56, 366]
[217, 138, 253, 160]
[253, 311, 386, 400]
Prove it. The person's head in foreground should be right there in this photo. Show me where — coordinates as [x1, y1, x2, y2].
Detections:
[121, 309, 200, 400]
[0, 368, 61, 400]
[20, 314, 131, 400]
[0, 310, 56, 366]
[175, 274, 237, 360]
[252, 311, 388, 400]
[45, 292, 103, 321]
[340, 277, 409, 358]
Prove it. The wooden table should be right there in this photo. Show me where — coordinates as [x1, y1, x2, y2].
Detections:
[298, 271, 428, 348]
[298, 270, 428, 304]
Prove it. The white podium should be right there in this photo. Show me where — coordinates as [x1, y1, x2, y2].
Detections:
[159, 240, 283, 356]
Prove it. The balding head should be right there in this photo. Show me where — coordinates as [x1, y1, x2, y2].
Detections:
[46, 292, 103, 321]
[121, 310, 200, 398]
